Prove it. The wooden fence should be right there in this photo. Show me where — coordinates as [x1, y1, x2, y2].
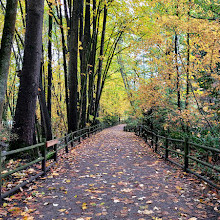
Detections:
[0, 124, 102, 202]
[133, 125, 220, 190]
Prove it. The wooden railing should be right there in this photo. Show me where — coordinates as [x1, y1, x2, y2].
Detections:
[134, 125, 220, 190]
[0, 124, 102, 202]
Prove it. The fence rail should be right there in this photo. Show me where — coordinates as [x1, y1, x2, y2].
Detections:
[0, 124, 103, 202]
[131, 125, 220, 190]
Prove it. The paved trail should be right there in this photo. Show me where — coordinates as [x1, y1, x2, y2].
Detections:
[6, 125, 220, 219]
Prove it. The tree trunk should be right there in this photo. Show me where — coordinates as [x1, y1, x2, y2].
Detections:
[47, 6, 53, 118]
[87, 0, 99, 122]
[117, 53, 135, 109]
[39, 71, 52, 141]
[94, 5, 107, 120]
[80, 0, 91, 128]
[11, 0, 44, 149]
[0, 0, 18, 124]
[185, 0, 191, 133]
[174, 32, 181, 111]
[57, 3, 70, 130]
[93, 30, 123, 122]
[68, 0, 79, 132]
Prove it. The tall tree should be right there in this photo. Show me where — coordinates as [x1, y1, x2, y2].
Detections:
[68, 0, 79, 132]
[79, 0, 91, 128]
[0, 0, 18, 124]
[57, 2, 69, 128]
[87, 0, 99, 123]
[94, 4, 107, 120]
[11, 0, 44, 148]
[47, 3, 53, 118]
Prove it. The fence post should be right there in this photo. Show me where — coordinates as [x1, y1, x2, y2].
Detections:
[143, 129, 145, 141]
[88, 127, 90, 138]
[94, 126, 96, 134]
[42, 142, 46, 176]
[71, 132, 74, 147]
[0, 149, 2, 204]
[84, 129, 87, 139]
[78, 131, 81, 143]
[184, 138, 189, 172]
[155, 135, 158, 152]
[165, 137, 169, 160]
[86, 128, 88, 138]
[65, 134, 69, 153]
[54, 137, 58, 162]
[151, 132, 154, 147]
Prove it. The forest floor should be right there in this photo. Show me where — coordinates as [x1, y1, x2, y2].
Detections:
[1, 125, 220, 220]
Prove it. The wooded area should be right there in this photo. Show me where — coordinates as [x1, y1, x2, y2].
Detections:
[0, 0, 219, 217]
[0, 0, 219, 155]
[0, 0, 131, 150]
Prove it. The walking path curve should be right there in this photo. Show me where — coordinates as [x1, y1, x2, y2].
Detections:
[3, 125, 220, 219]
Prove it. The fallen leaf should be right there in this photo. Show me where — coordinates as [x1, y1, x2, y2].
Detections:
[82, 202, 87, 210]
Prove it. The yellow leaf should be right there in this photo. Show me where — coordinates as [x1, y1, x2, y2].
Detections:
[82, 202, 87, 210]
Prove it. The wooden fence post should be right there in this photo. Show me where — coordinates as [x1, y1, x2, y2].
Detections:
[65, 134, 69, 153]
[71, 132, 74, 147]
[143, 129, 145, 141]
[165, 137, 169, 160]
[155, 135, 158, 152]
[84, 129, 87, 139]
[42, 142, 46, 176]
[78, 131, 81, 143]
[54, 137, 58, 162]
[151, 132, 154, 147]
[88, 127, 90, 138]
[184, 138, 189, 172]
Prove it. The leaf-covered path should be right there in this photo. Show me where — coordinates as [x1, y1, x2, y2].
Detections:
[4, 125, 220, 219]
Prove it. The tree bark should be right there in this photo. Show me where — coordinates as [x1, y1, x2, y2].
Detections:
[80, 0, 91, 128]
[47, 5, 53, 118]
[94, 5, 107, 120]
[57, 2, 70, 130]
[39, 70, 52, 141]
[11, 0, 44, 148]
[0, 0, 18, 124]
[68, 0, 79, 132]
[175, 32, 181, 111]
[87, 0, 99, 122]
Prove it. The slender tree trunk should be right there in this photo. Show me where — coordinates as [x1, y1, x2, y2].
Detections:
[185, 0, 191, 133]
[93, 31, 123, 122]
[0, 0, 18, 124]
[57, 3, 70, 130]
[117, 53, 135, 109]
[80, 0, 91, 128]
[11, 0, 44, 148]
[174, 32, 181, 111]
[39, 70, 52, 141]
[47, 6, 53, 118]
[94, 5, 107, 120]
[87, 0, 99, 122]
[68, 0, 79, 132]
[18, 0, 25, 28]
